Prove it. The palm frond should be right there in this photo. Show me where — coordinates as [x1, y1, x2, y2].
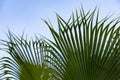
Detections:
[45, 8, 120, 80]
[0, 32, 55, 80]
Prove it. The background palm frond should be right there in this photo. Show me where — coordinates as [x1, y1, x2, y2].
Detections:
[0, 32, 55, 80]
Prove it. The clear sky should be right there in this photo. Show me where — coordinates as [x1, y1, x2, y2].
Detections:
[0, 0, 120, 57]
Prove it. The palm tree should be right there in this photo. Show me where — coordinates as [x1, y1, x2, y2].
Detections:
[0, 8, 120, 80]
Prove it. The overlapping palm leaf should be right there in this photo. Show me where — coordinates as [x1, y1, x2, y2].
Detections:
[0, 8, 120, 80]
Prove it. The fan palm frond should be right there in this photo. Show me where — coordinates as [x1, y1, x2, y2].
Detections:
[0, 32, 55, 80]
[45, 8, 120, 80]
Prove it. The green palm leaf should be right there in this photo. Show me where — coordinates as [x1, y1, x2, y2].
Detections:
[45, 8, 120, 80]
[0, 32, 55, 80]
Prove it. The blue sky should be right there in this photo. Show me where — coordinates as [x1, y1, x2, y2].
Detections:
[0, 0, 120, 57]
